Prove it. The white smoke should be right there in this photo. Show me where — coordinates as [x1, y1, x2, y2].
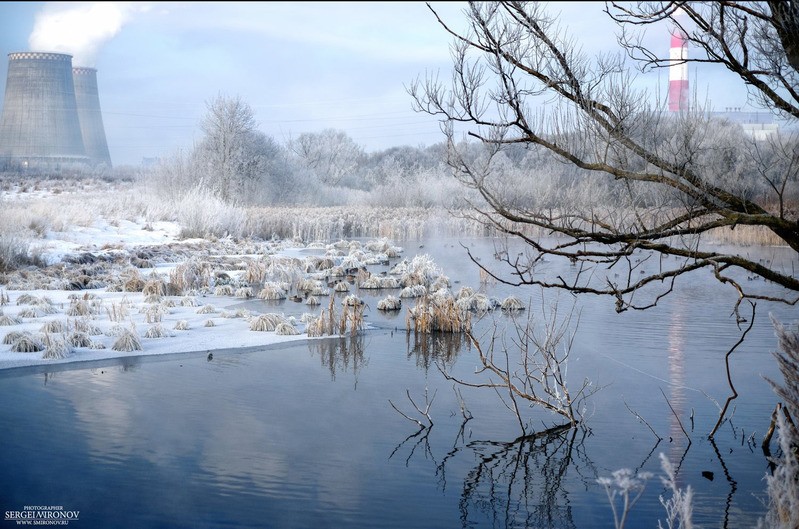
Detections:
[28, 2, 148, 66]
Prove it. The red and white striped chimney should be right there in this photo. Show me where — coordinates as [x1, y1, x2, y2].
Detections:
[668, 12, 689, 112]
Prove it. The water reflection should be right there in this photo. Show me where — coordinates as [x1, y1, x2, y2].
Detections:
[666, 300, 690, 471]
[395, 417, 595, 529]
[308, 335, 368, 381]
[461, 428, 595, 529]
[405, 331, 469, 371]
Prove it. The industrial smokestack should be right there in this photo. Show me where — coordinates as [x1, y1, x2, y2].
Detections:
[73, 66, 112, 167]
[0, 52, 89, 168]
[668, 14, 689, 112]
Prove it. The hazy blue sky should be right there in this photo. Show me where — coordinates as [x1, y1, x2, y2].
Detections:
[0, 2, 750, 167]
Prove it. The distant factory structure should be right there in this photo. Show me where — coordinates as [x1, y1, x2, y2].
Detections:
[667, 12, 779, 141]
[0, 51, 111, 170]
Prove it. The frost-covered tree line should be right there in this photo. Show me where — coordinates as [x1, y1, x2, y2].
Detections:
[140, 93, 795, 212]
[139, 93, 458, 208]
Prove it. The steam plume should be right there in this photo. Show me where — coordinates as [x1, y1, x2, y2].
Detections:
[28, 2, 148, 65]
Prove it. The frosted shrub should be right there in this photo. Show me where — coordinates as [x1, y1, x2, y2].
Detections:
[67, 331, 92, 348]
[3, 331, 26, 345]
[275, 322, 300, 336]
[333, 281, 350, 293]
[73, 319, 102, 336]
[143, 304, 169, 323]
[32, 298, 57, 315]
[0, 314, 22, 326]
[309, 284, 330, 297]
[9, 333, 43, 353]
[401, 254, 443, 287]
[66, 299, 93, 317]
[144, 324, 170, 339]
[258, 283, 286, 300]
[305, 315, 326, 337]
[214, 284, 234, 296]
[168, 259, 212, 296]
[0, 231, 33, 273]
[106, 302, 129, 323]
[342, 295, 364, 307]
[297, 278, 323, 293]
[455, 286, 475, 300]
[400, 285, 427, 299]
[470, 294, 493, 315]
[173, 320, 190, 331]
[596, 468, 654, 529]
[197, 304, 216, 315]
[501, 296, 526, 311]
[762, 317, 799, 529]
[112, 328, 142, 352]
[305, 296, 320, 306]
[40, 320, 67, 334]
[42, 334, 72, 360]
[407, 293, 471, 334]
[378, 277, 400, 289]
[142, 279, 166, 297]
[249, 313, 287, 332]
[143, 294, 162, 304]
[235, 287, 254, 299]
[180, 296, 198, 307]
[359, 276, 383, 290]
[175, 186, 247, 239]
[16, 294, 38, 305]
[377, 295, 402, 311]
[658, 453, 694, 529]
[430, 275, 450, 292]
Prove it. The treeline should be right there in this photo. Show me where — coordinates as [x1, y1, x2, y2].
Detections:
[139, 94, 796, 212]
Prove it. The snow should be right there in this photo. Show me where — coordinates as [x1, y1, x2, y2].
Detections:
[0, 288, 322, 371]
[0, 216, 374, 371]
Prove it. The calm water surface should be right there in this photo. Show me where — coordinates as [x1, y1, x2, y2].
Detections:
[0, 237, 796, 528]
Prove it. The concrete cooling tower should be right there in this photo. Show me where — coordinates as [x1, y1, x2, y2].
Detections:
[73, 67, 112, 167]
[0, 52, 112, 169]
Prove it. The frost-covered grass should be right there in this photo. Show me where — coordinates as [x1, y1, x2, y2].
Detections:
[0, 175, 537, 371]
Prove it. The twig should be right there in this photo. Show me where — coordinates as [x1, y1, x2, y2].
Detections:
[624, 399, 662, 440]
[660, 387, 691, 445]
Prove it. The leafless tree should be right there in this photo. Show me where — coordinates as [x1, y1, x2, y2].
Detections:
[409, 1, 799, 315]
[288, 128, 364, 187]
[438, 295, 593, 438]
[196, 93, 266, 202]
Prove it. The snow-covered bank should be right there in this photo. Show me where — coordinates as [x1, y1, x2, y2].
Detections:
[0, 198, 405, 370]
[0, 286, 318, 371]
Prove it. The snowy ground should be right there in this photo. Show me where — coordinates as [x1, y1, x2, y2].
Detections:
[0, 215, 406, 371]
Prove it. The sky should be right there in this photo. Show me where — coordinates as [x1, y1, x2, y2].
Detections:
[0, 2, 752, 167]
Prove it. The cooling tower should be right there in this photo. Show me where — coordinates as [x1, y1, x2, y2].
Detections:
[73, 67, 112, 167]
[0, 52, 89, 168]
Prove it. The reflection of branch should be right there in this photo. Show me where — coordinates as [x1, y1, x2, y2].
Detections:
[388, 426, 434, 467]
[709, 301, 756, 439]
[709, 437, 738, 529]
[308, 335, 367, 383]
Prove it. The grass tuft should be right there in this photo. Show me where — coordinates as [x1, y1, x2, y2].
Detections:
[112, 328, 142, 352]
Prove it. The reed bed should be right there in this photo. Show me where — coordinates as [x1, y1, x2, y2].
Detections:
[406, 292, 472, 334]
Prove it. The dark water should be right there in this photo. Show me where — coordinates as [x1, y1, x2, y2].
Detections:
[0, 237, 796, 528]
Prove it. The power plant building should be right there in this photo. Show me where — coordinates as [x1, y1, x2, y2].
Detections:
[0, 51, 111, 169]
[72, 67, 112, 167]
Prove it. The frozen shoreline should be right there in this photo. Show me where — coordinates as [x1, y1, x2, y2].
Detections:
[0, 213, 405, 372]
[0, 286, 328, 372]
